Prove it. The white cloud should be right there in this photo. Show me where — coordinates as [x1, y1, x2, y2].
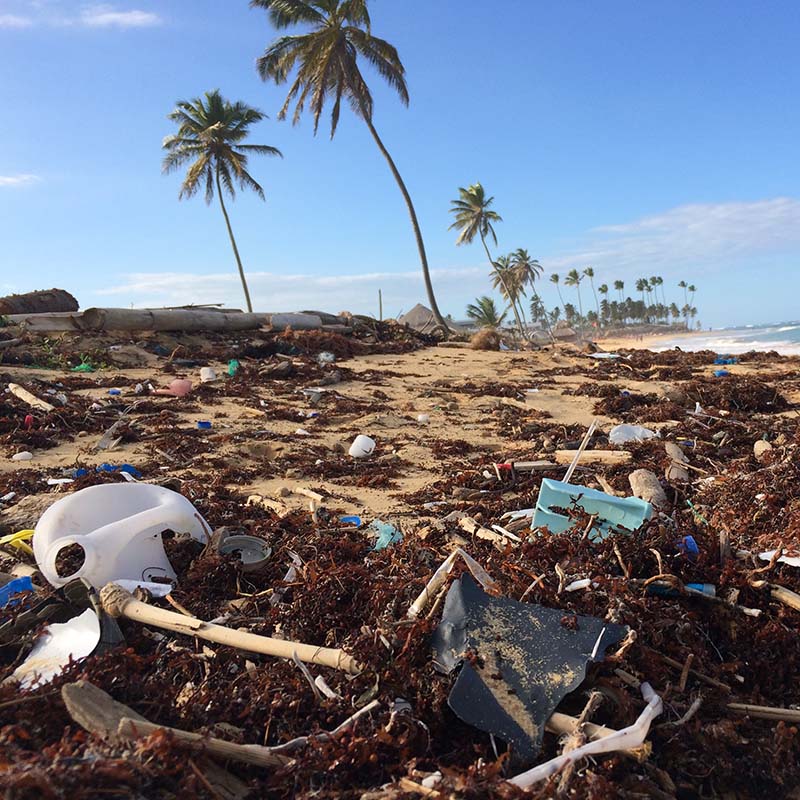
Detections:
[546, 197, 800, 279]
[0, 173, 40, 187]
[0, 13, 33, 27]
[93, 267, 486, 318]
[80, 4, 161, 28]
[91, 197, 800, 317]
[0, 2, 162, 29]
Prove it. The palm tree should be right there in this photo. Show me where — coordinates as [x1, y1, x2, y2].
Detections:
[550, 273, 566, 315]
[162, 90, 282, 313]
[688, 284, 697, 306]
[564, 269, 584, 321]
[490, 255, 527, 337]
[584, 266, 600, 317]
[614, 279, 624, 303]
[252, 0, 448, 330]
[669, 302, 680, 323]
[598, 284, 609, 326]
[678, 280, 688, 306]
[466, 296, 507, 328]
[512, 249, 554, 339]
[635, 278, 648, 316]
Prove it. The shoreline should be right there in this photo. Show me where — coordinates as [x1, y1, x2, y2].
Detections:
[595, 328, 700, 352]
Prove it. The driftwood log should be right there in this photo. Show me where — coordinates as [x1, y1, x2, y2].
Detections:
[5, 308, 339, 333]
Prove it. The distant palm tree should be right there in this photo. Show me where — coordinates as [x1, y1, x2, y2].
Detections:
[564, 269, 584, 321]
[678, 280, 688, 306]
[635, 277, 648, 307]
[466, 296, 507, 328]
[688, 284, 697, 306]
[669, 302, 680, 322]
[162, 89, 282, 312]
[598, 283, 609, 326]
[614, 279, 625, 302]
[584, 266, 600, 317]
[655, 276, 666, 307]
[448, 183, 525, 335]
[252, 0, 448, 329]
[512, 249, 553, 339]
[550, 273, 566, 315]
[490, 255, 527, 337]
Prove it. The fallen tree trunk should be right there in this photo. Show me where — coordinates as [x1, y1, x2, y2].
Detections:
[0, 288, 78, 316]
[7, 308, 331, 332]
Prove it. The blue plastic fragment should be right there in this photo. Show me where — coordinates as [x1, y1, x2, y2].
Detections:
[369, 520, 403, 550]
[76, 463, 143, 479]
[678, 535, 699, 558]
[713, 369, 730, 377]
[647, 582, 716, 597]
[340, 515, 362, 527]
[0, 576, 34, 609]
[532, 479, 652, 542]
[108, 389, 121, 396]
[196, 421, 212, 430]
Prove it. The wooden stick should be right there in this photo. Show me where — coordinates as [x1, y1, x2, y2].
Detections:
[645, 649, 731, 692]
[766, 583, 800, 612]
[563, 419, 598, 483]
[100, 583, 360, 674]
[727, 703, 800, 723]
[118, 717, 291, 767]
[555, 449, 631, 467]
[7, 382, 55, 412]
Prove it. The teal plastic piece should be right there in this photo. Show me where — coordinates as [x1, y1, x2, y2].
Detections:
[532, 479, 652, 541]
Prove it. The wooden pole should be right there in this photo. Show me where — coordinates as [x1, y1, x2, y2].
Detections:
[100, 583, 360, 674]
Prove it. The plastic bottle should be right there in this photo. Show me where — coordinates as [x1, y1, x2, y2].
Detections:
[33, 484, 210, 588]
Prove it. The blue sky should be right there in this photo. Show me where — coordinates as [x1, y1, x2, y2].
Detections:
[1, 0, 799, 327]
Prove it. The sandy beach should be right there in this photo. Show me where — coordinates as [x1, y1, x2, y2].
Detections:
[2, 325, 800, 797]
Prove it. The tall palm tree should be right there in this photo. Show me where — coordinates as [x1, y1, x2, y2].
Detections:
[162, 90, 282, 313]
[635, 278, 648, 310]
[252, 0, 448, 329]
[583, 266, 600, 317]
[490, 255, 526, 337]
[614, 279, 624, 302]
[564, 269, 584, 321]
[688, 284, 697, 306]
[598, 283, 609, 326]
[449, 183, 502, 256]
[465, 296, 507, 328]
[512, 248, 553, 339]
[550, 273, 566, 315]
[678, 280, 688, 306]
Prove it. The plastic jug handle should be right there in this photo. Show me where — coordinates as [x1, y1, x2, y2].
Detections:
[44, 537, 97, 584]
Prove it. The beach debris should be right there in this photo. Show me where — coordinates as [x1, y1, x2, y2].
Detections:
[417, 413, 430, 424]
[62, 680, 292, 768]
[228, 359, 240, 376]
[349, 434, 376, 458]
[9, 608, 102, 688]
[33, 484, 210, 588]
[200, 366, 218, 382]
[11, 451, 33, 462]
[367, 520, 403, 551]
[0, 575, 34, 608]
[470, 328, 501, 350]
[754, 439, 773, 463]
[196, 420, 212, 430]
[431, 574, 628, 763]
[665, 441, 691, 482]
[759, 549, 800, 568]
[155, 378, 193, 397]
[533, 478, 652, 540]
[609, 423, 658, 445]
[99, 582, 360, 674]
[217, 534, 272, 573]
[507, 682, 663, 788]
[316, 351, 336, 364]
[7, 382, 56, 412]
[588, 352, 620, 359]
[714, 369, 730, 378]
[628, 469, 668, 508]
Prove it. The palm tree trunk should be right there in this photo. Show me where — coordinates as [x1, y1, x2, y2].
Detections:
[215, 163, 253, 313]
[361, 115, 448, 332]
[479, 234, 526, 339]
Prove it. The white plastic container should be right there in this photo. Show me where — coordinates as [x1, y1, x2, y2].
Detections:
[33, 484, 210, 589]
[349, 435, 376, 458]
[200, 367, 217, 383]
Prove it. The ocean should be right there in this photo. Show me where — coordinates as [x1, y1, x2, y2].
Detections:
[652, 322, 800, 356]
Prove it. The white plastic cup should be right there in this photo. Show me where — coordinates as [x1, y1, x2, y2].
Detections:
[200, 367, 217, 383]
[349, 435, 376, 458]
[417, 414, 430, 424]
